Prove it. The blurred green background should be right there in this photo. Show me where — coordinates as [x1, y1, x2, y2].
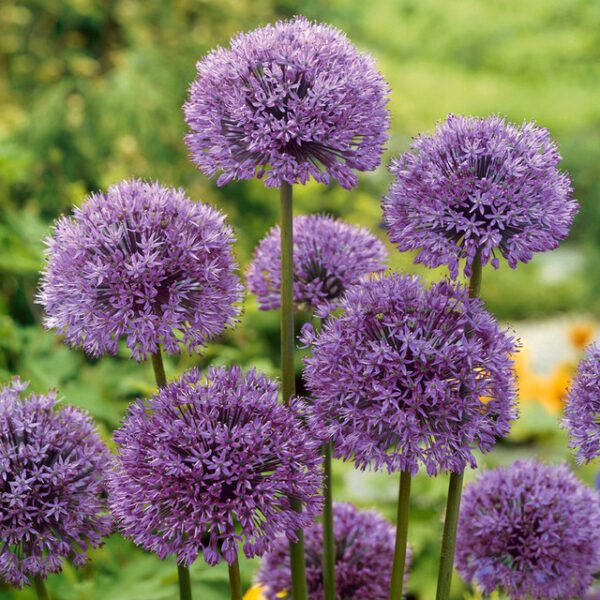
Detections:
[1, 0, 599, 598]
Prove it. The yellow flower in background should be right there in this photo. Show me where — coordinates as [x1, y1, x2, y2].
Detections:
[515, 322, 596, 416]
[243, 585, 267, 600]
[243, 585, 287, 600]
[569, 321, 596, 350]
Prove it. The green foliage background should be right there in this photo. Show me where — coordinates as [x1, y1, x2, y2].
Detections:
[0, 1, 599, 598]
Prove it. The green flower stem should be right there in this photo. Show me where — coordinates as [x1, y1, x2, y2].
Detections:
[435, 254, 482, 600]
[389, 470, 412, 600]
[33, 576, 50, 600]
[322, 440, 336, 600]
[435, 470, 464, 600]
[468, 254, 483, 299]
[177, 564, 193, 600]
[150, 348, 193, 600]
[280, 182, 308, 600]
[228, 558, 242, 600]
[151, 350, 168, 389]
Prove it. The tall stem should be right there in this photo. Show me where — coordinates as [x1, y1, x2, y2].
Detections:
[389, 470, 412, 600]
[435, 254, 482, 600]
[435, 470, 464, 600]
[228, 558, 242, 600]
[322, 440, 336, 600]
[33, 576, 50, 600]
[150, 349, 192, 600]
[177, 564, 192, 600]
[151, 350, 167, 388]
[279, 182, 308, 600]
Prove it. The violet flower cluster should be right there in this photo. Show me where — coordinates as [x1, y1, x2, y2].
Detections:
[456, 460, 600, 600]
[564, 344, 600, 463]
[0, 379, 112, 588]
[383, 114, 577, 277]
[184, 16, 390, 190]
[257, 502, 408, 600]
[38, 179, 242, 361]
[109, 366, 323, 567]
[302, 273, 518, 475]
[247, 214, 388, 312]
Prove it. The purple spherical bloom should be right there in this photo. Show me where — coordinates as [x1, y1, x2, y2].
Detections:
[383, 114, 577, 278]
[302, 273, 518, 475]
[0, 379, 112, 588]
[257, 502, 409, 599]
[38, 179, 243, 361]
[564, 344, 600, 463]
[456, 460, 600, 600]
[109, 366, 323, 567]
[247, 215, 388, 312]
[184, 16, 390, 190]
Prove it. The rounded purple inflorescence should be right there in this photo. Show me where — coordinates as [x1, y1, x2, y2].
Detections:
[383, 114, 577, 278]
[109, 366, 323, 567]
[184, 16, 390, 190]
[38, 179, 243, 361]
[456, 460, 600, 600]
[0, 379, 112, 588]
[302, 273, 518, 475]
[564, 344, 600, 463]
[247, 215, 388, 312]
[257, 502, 408, 599]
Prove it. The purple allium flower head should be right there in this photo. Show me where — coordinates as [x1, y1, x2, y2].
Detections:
[456, 460, 600, 600]
[257, 502, 409, 599]
[302, 273, 518, 475]
[247, 215, 388, 312]
[564, 344, 600, 463]
[0, 379, 112, 588]
[383, 114, 577, 278]
[38, 179, 243, 361]
[184, 16, 390, 190]
[109, 366, 323, 567]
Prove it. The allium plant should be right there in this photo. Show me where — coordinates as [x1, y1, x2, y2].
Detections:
[184, 16, 390, 190]
[38, 178, 242, 361]
[109, 366, 323, 567]
[302, 273, 518, 476]
[456, 460, 600, 600]
[383, 114, 577, 278]
[257, 502, 408, 600]
[248, 215, 388, 312]
[564, 343, 600, 463]
[0, 379, 112, 588]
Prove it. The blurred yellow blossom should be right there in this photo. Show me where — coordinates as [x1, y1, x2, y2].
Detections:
[243, 585, 267, 600]
[569, 321, 597, 350]
[515, 322, 596, 416]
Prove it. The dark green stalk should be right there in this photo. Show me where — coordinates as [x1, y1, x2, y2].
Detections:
[228, 558, 242, 600]
[322, 440, 336, 600]
[151, 350, 167, 389]
[435, 254, 482, 600]
[177, 564, 192, 600]
[32, 576, 50, 600]
[280, 182, 308, 600]
[150, 349, 192, 600]
[389, 470, 412, 600]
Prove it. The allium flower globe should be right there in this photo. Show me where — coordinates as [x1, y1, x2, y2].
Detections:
[302, 274, 518, 475]
[248, 215, 388, 311]
[257, 502, 408, 600]
[38, 179, 242, 361]
[456, 461, 600, 600]
[564, 344, 600, 463]
[184, 16, 390, 190]
[110, 366, 323, 567]
[383, 114, 577, 278]
[0, 379, 112, 587]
